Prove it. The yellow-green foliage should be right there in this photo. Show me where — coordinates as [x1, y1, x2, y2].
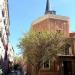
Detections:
[18, 31, 68, 67]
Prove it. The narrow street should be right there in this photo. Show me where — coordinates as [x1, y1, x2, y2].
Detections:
[8, 70, 26, 75]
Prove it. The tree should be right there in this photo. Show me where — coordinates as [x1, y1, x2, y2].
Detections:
[18, 31, 68, 75]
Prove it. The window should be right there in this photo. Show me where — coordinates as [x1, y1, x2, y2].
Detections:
[5, 26, 7, 30]
[0, 31, 2, 37]
[65, 44, 70, 55]
[4, 19, 6, 25]
[43, 60, 50, 69]
[2, 10, 4, 17]
[56, 30, 61, 33]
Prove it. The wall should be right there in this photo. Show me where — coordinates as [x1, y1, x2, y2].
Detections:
[32, 15, 69, 37]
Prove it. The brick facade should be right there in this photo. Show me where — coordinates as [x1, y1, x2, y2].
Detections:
[31, 14, 69, 37]
[28, 13, 75, 75]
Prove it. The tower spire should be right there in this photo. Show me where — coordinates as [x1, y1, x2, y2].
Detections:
[45, 0, 56, 15]
[45, 0, 50, 14]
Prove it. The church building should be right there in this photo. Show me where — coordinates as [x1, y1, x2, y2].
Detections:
[29, 0, 75, 75]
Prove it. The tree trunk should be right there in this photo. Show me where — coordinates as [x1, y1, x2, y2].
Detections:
[33, 66, 39, 75]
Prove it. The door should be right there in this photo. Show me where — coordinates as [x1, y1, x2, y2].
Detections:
[63, 61, 72, 75]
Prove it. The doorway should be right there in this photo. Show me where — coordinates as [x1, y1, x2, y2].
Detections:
[63, 61, 72, 75]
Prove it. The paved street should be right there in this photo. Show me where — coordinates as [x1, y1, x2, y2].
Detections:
[0, 70, 25, 75]
[8, 70, 27, 75]
[8, 70, 21, 75]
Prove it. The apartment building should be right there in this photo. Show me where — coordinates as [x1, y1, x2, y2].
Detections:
[0, 0, 14, 62]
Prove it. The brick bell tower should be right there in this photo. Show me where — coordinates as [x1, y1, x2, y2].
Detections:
[31, 0, 69, 37]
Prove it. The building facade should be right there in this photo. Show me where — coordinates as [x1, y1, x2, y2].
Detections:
[31, 14, 69, 37]
[29, 0, 75, 75]
[0, 0, 14, 62]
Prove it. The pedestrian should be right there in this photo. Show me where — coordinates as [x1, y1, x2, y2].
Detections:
[2, 59, 9, 75]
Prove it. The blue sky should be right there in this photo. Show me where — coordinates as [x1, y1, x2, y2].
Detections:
[8, 0, 75, 55]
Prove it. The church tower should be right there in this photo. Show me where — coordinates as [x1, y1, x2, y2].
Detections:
[31, 0, 69, 37]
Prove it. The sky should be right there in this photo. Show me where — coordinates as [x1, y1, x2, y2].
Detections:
[8, 0, 75, 55]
